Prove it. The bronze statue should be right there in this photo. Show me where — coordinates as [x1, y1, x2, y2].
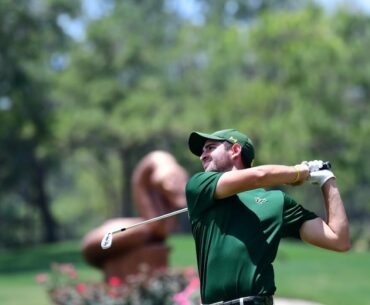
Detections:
[81, 151, 188, 280]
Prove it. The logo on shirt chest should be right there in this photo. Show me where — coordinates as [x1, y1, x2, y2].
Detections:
[255, 197, 268, 204]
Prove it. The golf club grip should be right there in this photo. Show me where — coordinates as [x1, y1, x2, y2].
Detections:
[321, 161, 331, 170]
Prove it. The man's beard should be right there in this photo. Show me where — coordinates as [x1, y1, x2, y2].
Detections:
[203, 159, 233, 172]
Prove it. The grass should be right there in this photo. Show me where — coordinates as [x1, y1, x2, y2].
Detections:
[0, 241, 101, 305]
[275, 242, 370, 305]
[0, 235, 369, 305]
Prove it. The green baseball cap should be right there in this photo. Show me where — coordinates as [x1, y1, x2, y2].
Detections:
[188, 128, 255, 166]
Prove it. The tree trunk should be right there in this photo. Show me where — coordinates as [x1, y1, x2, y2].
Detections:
[34, 159, 58, 243]
[119, 148, 135, 217]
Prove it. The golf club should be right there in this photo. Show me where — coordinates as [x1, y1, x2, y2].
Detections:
[100, 161, 331, 249]
[101, 207, 188, 249]
[321, 161, 331, 170]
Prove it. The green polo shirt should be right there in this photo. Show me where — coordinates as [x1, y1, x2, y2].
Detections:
[186, 171, 317, 304]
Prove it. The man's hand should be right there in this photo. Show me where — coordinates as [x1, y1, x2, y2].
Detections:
[308, 169, 335, 187]
[302, 160, 325, 172]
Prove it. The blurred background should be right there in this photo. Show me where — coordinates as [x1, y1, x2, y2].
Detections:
[0, 0, 370, 305]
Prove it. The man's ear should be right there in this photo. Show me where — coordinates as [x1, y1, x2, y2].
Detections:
[230, 143, 242, 159]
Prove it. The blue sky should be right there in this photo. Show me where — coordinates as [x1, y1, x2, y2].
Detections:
[318, 0, 370, 11]
[58, 0, 370, 41]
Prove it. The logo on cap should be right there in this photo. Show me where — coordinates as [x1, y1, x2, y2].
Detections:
[228, 136, 238, 143]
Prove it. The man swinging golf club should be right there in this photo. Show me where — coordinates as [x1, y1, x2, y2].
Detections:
[186, 128, 350, 305]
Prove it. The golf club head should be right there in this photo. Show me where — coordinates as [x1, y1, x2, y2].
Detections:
[101, 232, 113, 249]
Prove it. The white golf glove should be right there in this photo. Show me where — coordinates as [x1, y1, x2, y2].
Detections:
[308, 169, 335, 187]
[302, 160, 324, 173]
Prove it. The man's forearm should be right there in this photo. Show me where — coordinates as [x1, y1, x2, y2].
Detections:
[215, 164, 308, 199]
[321, 179, 351, 251]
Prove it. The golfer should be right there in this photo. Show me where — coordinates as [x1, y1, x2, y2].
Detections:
[186, 129, 350, 305]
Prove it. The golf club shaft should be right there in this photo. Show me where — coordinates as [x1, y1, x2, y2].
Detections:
[111, 207, 188, 234]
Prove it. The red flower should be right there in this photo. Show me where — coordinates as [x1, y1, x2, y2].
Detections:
[108, 276, 122, 287]
[35, 273, 49, 284]
[59, 263, 75, 274]
[75, 283, 87, 294]
[68, 270, 78, 279]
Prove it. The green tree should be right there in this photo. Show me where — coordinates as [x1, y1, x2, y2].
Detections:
[219, 6, 370, 216]
[170, 4, 370, 217]
[54, 0, 193, 217]
[47, 2, 370, 236]
[0, 0, 79, 244]
[331, 9, 370, 216]
[194, 0, 309, 25]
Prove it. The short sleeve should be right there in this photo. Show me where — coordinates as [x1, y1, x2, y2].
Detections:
[186, 171, 223, 220]
[281, 193, 318, 239]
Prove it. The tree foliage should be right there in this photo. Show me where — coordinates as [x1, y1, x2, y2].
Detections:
[1, 0, 370, 246]
[0, 0, 79, 244]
